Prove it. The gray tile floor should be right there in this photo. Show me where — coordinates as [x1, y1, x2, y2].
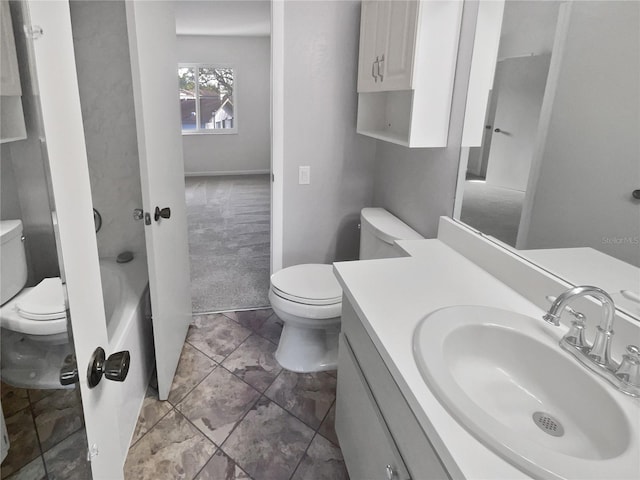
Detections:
[125, 309, 348, 480]
[0, 384, 90, 480]
[186, 175, 271, 313]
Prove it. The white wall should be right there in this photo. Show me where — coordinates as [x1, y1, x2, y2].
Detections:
[282, 1, 377, 266]
[520, 1, 640, 267]
[70, 0, 146, 259]
[372, 1, 479, 238]
[177, 35, 270, 175]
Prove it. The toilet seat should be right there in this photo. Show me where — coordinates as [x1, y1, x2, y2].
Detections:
[16, 278, 66, 320]
[270, 264, 342, 306]
[0, 278, 67, 336]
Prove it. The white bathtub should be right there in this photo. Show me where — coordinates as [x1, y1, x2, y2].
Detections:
[99, 255, 155, 456]
[100, 256, 149, 343]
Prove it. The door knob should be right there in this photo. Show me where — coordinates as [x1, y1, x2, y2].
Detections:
[87, 347, 131, 388]
[154, 206, 171, 221]
[494, 128, 502, 133]
[632, 189, 640, 200]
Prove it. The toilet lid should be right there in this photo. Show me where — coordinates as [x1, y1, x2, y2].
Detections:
[271, 264, 342, 306]
[16, 277, 66, 320]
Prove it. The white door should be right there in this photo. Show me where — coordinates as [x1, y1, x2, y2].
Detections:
[485, 54, 551, 191]
[27, 1, 123, 478]
[126, 1, 193, 401]
[357, 1, 384, 92]
[381, 0, 417, 91]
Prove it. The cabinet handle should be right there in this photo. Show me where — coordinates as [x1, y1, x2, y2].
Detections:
[385, 464, 395, 479]
[378, 54, 384, 82]
[372, 56, 379, 82]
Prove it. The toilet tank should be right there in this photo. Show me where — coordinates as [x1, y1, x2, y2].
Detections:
[359, 208, 423, 260]
[1, 220, 28, 304]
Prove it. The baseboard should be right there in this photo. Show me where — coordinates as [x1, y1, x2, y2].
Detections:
[184, 170, 270, 177]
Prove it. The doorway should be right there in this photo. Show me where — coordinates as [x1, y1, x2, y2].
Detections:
[174, 2, 272, 313]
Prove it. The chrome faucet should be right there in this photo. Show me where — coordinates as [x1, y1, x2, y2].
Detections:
[544, 285, 640, 397]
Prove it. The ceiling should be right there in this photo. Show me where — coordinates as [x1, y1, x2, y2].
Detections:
[174, 0, 271, 37]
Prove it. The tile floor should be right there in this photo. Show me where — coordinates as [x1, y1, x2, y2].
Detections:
[125, 308, 348, 480]
[0, 383, 89, 480]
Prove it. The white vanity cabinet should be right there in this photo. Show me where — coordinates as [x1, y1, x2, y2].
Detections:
[356, 1, 463, 147]
[1, 1, 27, 143]
[336, 299, 451, 480]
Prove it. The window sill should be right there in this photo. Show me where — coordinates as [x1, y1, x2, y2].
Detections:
[182, 129, 238, 136]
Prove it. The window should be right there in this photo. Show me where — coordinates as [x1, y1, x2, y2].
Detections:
[178, 65, 236, 134]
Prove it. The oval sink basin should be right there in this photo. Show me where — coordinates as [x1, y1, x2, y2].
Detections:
[413, 305, 639, 480]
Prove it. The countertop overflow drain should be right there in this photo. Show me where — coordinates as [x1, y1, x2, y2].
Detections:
[533, 412, 564, 437]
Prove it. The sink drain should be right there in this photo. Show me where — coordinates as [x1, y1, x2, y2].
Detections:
[532, 412, 564, 437]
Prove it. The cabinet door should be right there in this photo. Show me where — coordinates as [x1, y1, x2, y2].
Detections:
[336, 334, 411, 480]
[357, 1, 385, 92]
[1, 1, 22, 96]
[380, 0, 418, 91]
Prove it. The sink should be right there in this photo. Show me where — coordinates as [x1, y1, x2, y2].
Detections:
[413, 305, 639, 480]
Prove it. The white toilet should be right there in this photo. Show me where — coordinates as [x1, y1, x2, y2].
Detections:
[0, 220, 72, 389]
[269, 208, 423, 372]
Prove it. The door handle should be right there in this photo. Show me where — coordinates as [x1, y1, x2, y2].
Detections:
[60, 354, 79, 386]
[378, 54, 384, 82]
[154, 206, 171, 221]
[87, 347, 131, 388]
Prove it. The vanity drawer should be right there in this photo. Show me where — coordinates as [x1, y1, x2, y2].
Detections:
[341, 299, 451, 479]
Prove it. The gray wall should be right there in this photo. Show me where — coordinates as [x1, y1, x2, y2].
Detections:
[0, 145, 22, 220]
[177, 35, 271, 176]
[282, 1, 377, 267]
[372, 2, 479, 238]
[521, 1, 640, 266]
[70, 0, 146, 259]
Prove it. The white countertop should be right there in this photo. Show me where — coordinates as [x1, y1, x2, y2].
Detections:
[334, 239, 556, 479]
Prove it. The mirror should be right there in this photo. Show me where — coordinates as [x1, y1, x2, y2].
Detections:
[455, 1, 639, 319]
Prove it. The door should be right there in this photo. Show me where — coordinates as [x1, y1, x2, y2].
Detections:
[485, 54, 551, 191]
[26, 1, 123, 478]
[126, 1, 193, 401]
[357, 1, 385, 92]
[381, 0, 417, 91]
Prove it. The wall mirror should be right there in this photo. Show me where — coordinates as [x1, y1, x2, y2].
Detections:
[454, 0, 639, 320]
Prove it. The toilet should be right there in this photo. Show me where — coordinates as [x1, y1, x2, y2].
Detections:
[269, 208, 423, 372]
[0, 220, 72, 389]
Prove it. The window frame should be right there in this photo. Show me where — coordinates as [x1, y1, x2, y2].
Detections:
[178, 63, 238, 135]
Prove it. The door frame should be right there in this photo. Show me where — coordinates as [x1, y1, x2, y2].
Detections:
[270, 0, 284, 274]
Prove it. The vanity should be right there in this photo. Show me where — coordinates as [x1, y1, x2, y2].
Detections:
[333, 218, 640, 480]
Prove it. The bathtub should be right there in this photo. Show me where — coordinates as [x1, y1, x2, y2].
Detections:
[100, 256, 150, 343]
[99, 255, 155, 455]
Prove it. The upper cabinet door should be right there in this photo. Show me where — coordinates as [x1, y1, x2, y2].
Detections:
[0, 1, 21, 96]
[357, 1, 384, 92]
[380, 1, 418, 91]
[357, 1, 418, 93]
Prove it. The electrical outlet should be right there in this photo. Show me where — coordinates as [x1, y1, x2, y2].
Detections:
[299, 166, 310, 185]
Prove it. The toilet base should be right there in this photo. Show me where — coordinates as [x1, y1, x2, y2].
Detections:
[275, 321, 340, 373]
[1, 329, 74, 390]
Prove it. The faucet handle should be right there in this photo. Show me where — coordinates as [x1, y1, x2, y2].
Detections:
[615, 345, 640, 397]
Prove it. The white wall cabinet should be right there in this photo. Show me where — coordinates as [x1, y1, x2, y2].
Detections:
[356, 0, 463, 147]
[1, 1, 27, 143]
[336, 299, 451, 479]
[358, 1, 418, 93]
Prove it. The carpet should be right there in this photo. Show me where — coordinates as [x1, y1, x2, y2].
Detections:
[185, 175, 271, 313]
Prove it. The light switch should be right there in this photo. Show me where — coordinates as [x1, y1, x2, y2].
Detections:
[298, 166, 310, 185]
